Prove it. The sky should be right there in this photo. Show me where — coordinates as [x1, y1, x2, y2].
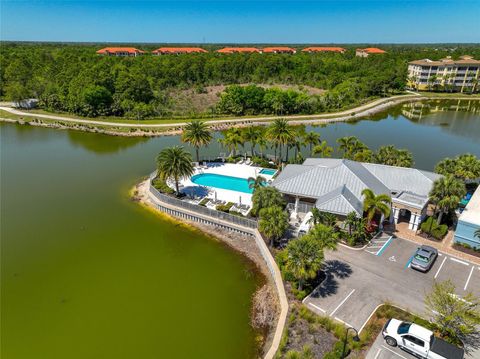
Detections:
[1, 1, 479, 44]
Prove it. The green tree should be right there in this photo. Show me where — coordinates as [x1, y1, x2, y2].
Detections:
[251, 186, 285, 217]
[308, 208, 337, 227]
[242, 126, 261, 156]
[284, 236, 324, 291]
[258, 206, 289, 246]
[218, 127, 244, 157]
[425, 280, 480, 353]
[429, 175, 466, 224]
[81, 85, 113, 116]
[374, 145, 413, 167]
[312, 140, 333, 158]
[361, 188, 391, 226]
[435, 154, 480, 181]
[156, 146, 194, 194]
[306, 224, 338, 251]
[344, 211, 359, 236]
[303, 131, 320, 154]
[181, 120, 212, 162]
[247, 175, 266, 192]
[267, 118, 295, 162]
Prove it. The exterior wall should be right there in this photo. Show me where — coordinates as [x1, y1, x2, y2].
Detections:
[407, 63, 480, 92]
[355, 50, 369, 57]
[454, 219, 480, 249]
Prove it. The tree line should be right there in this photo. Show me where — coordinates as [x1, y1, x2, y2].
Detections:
[3, 43, 480, 119]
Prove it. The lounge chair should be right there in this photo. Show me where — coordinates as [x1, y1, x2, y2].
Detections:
[245, 158, 252, 165]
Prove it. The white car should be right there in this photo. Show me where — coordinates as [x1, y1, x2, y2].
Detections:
[382, 318, 464, 359]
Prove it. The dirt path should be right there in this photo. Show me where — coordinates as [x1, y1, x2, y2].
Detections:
[2, 93, 479, 136]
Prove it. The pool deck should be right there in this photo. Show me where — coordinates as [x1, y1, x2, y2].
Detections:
[179, 162, 276, 206]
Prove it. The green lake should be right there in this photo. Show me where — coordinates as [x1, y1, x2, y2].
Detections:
[1, 100, 480, 359]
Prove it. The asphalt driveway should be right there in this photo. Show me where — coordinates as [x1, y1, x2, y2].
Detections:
[303, 233, 480, 335]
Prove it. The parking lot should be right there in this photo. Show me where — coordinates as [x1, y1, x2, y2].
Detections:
[303, 233, 480, 357]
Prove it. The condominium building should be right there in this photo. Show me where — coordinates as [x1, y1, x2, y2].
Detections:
[263, 47, 296, 54]
[96, 47, 145, 56]
[152, 47, 207, 55]
[216, 47, 261, 54]
[407, 55, 480, 92]
[302, 47, 346, 54]
[355, 48, 386, 57]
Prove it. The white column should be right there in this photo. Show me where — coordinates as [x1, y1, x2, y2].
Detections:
[294, 196, 300, 214]
[392, 207, 399, 224]
[408, 213, 419, 230]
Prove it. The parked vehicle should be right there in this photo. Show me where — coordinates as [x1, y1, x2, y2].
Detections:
[410, 245, 438, 272]
[383, 318, 464, 359]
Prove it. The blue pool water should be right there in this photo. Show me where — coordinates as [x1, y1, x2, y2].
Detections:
[260, 168, 276, 176]
[191, 173, 253, 193]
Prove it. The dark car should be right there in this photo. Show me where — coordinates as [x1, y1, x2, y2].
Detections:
[410, 245, 438, 272]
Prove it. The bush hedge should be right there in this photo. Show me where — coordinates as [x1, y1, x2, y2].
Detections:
[152, 178, 174, 195]
[420, 216, 448, 239]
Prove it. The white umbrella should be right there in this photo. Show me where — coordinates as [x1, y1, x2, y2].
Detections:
[239, 196, 242, 205]
[214, 191, 217, 201]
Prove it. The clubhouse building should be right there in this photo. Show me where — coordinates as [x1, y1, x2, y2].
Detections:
[272, 159, 441, 231]
[454, 186, 480, 249]
[96, 47, 145, 56]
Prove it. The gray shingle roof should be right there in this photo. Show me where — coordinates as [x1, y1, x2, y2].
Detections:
[273, 159, 441, 216]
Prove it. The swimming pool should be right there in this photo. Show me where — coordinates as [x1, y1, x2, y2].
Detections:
[260, 168, 276, 176]
[191, 173, 253, 193]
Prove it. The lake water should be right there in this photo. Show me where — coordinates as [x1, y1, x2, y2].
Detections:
[1, 100, 479, 359]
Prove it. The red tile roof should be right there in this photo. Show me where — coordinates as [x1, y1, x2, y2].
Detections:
[357, 47, 386, 54]
[152, 47, 207, 54]
[96, 47, 145, 55]
[302, 47, 346, 53]
[216, 47, 261, 54]
[263, 47, 296, 53]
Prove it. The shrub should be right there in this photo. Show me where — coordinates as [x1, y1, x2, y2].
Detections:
[420, 216, 448, 239]
[216, 202, 234, 212]
[152, 178, 174, 194]
[198, 198, 209, 206]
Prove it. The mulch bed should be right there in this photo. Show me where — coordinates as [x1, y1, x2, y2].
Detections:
[453, 243, 480, 258]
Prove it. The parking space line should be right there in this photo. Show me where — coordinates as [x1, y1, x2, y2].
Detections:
[334, 316, 354, 328]
[404, 255, 414, 269]
[374, 348, 382, 359]
[308, 302, 326, 313]
[376, 236, 394, 256]
[464, 266, 475, 291]
[450, 257, 469, 266]
[381, 345, 409, 359]
[434, 256, 447, 279]
[330, 289, 356, 317]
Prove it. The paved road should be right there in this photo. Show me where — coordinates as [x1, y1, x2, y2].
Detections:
[303, 233, 480, 338]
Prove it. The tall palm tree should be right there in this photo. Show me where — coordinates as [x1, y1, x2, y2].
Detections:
[181, 120, 212, 163]
[429, 175, 466, 224]
[247, 175, 266, 192]
[361, 188, 392, 226]
[312, 140, 333, 158]
[303, 131, 320, 154]
[242, 126, 261, 157]
[337, 136, 357, 157]
[344, 211, 359, 236]
[218, 128, 244, 157]
[156, 146, 194, 195]
[267, 119, 295, 163]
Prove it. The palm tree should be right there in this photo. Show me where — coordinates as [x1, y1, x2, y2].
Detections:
[181, 120, 212, 163]
[307, 224, 338, 251]
[312, 140, 333, 158]
[361, 188, 392, 226]
[267, 119, 295, 163]
[284, 236, 324, 291]
[248, 175, 266, 192]
[251, 186, 285, 217]
[308, 208, 337, 227]
[218, 128, 244, 157]
[344, 211, 359, 236]
[429, 175, 466, 224]
[242, 126, 261, 157]
[303, 131, 320, 154]
[456, 154, 480, 181]
[156, 146, 194, 195]
[337, 136, 357, 158]
[427, 75, 437, 91]
[258, 206, 289, 246]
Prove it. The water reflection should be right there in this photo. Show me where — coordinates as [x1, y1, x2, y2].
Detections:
[401, 100, 480, 143]
[67, 130, 149, 154]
